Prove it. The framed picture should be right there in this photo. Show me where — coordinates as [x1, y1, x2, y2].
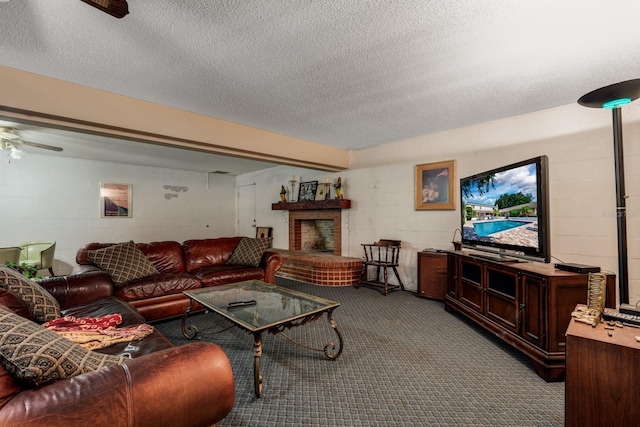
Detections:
[256, 227, 273, 239]
[298, 181, 318, 201]
[315, 183, 329, 201]
[415, 160, 456, 210]
[100, 183, 132, 217]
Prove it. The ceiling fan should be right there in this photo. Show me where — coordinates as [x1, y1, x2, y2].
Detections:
[80, 0, 129, 19]
[0, 126, 63, 162]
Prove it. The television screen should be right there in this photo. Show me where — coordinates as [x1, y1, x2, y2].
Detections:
[460, 155, 550, 262]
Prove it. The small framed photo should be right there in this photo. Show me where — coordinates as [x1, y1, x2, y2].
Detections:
[415, 160, 456, 210]
[256, 227, 273, 239]
[315, 183, 329, 201]
[100, 183, 132, 217]
[298, 181, 318, 201]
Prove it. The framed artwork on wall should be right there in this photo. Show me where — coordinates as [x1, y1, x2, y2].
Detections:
[256, 227, 273, 239]
[415, 160, 456, 210]
[298, 181, 318, 201]
[100, 183, 132, 217]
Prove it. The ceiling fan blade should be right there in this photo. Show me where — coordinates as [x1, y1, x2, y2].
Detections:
[21, 140, 64, 152]
[80, 0, 129, 18]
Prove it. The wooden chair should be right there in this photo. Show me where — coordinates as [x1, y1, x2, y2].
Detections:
[357, 239, 404, 296]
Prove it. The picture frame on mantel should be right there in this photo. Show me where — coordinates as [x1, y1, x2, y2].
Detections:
[298, 181, 318, 202]
[314, 183, 329, 201]
[415, 160, 456, 210]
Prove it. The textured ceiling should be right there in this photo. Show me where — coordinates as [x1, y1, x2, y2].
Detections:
[1, 1, 640, 171]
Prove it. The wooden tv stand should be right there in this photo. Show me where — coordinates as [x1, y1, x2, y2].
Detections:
[444, 251, 615, 382]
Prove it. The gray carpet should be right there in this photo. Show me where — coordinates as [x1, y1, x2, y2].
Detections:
[153, 278, 564, 426]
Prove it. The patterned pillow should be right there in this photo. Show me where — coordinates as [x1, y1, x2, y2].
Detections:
[0, 307, 125, 386]
[87, 241, 159, 286]
[0, 265, 60, 322]
[0, 288, 34, 320]
[226, 237, 271, 267]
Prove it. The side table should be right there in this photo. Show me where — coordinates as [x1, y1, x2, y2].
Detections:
[565, 315, 640, 426]
[417, 250, 447, 300]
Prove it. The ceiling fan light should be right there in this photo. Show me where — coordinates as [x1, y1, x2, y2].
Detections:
[9, 146, 24, 160]
[80, 0, 129, 18]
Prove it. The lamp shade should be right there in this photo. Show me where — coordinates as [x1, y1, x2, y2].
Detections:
[578, 78, 640, 109]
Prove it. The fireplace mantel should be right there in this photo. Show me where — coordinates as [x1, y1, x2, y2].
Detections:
[271, 199, 351, 210]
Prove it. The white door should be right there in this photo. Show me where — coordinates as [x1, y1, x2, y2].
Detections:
[237, 184, 256, 237]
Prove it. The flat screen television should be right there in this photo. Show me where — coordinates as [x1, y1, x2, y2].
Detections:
[459, 155, 550, 263]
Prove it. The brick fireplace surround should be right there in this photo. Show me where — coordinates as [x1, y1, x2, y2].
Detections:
[272, 201, 363, 286]
[288, 209, 342, 255]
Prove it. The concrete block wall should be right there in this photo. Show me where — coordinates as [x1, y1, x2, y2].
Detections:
[238, 102, 640, 305]
[0, 154, 236, 275]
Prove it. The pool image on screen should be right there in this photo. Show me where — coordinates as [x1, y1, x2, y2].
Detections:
[459, 156, 550, 262]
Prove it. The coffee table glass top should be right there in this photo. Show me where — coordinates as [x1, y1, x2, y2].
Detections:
[184, 280, 340, 332]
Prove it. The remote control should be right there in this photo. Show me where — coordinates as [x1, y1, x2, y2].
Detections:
[602, 309, 640, 327]
[227, 300, 257, 309]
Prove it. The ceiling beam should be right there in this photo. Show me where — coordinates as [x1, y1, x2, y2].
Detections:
[0, 66, 349, 172]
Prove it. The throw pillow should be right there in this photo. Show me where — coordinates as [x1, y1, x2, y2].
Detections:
[0, 265, 61, 322]
[0, 288, 34, 320]
[226, 237, 271, 267]
[87, 240, 159, 286]
[0, 307, 125, 386]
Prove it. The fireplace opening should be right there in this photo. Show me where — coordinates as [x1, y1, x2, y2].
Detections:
[289, 209, 343, 255]
[300, 220, 334, 252]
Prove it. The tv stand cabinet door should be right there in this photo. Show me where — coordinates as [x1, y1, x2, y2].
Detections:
[485, 267, 518, 332]
[458, 258, 483, 313]
[520, 274, 545, 349]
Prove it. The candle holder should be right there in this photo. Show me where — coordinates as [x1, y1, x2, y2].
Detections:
[289, 178, 297, 202]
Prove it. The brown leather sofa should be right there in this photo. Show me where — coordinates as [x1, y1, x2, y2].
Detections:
[72, 237, 283, 321]
[0, 276, 235, 427]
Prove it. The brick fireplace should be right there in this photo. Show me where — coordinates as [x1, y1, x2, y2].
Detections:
[289, 209, 342, 255]
[272, 199, 362, 286]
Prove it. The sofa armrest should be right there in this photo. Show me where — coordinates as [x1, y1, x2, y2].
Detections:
[261, 250, 283, 284]
[0, 342, 235, 427]
[37, 271, 115, 310]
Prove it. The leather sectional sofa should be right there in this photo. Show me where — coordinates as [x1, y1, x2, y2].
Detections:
[0, 271, 235, 427]
[0, 237, 280, 425]
[71, 237, 284, 321]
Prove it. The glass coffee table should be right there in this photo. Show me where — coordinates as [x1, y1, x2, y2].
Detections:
[181, 280, 344, 397]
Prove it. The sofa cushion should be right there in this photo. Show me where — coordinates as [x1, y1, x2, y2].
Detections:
[183, 237, 241, 272]
[114, 273, 202, 302]
[136, 241, 186, 274]
[87, 241, 159, 286]
[0, 265, 61, 322]
[61, 296, 174, 357]
[0, 307, 125, 386]
[226, 237, 271, 267]
[195, 265, 265, 287]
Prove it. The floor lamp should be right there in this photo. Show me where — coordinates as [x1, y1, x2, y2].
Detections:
[578, 78, 640, 305]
